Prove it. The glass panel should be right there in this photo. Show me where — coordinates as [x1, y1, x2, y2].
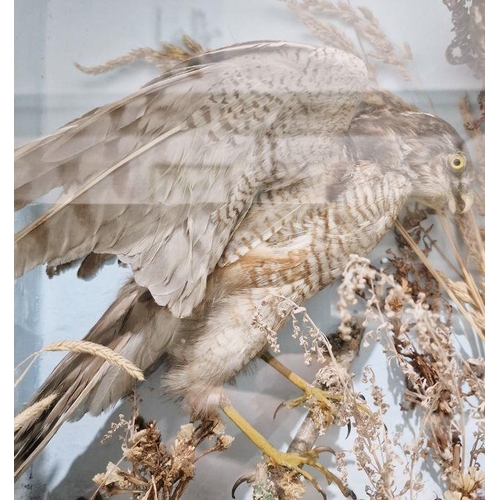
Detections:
[14, 2, 485, 499]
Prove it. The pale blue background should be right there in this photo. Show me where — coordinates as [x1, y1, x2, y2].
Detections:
[14, 1, 483, 499]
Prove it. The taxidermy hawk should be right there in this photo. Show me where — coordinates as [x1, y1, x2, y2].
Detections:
[14, 41, 474, 491]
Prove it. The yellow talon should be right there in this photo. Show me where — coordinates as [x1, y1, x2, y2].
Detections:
[220, 397, 355, 499]
[282, 386, 340, 409]
[261, 352, 372, 423]
[225, 353, 367, 497]
[264, 447, 355, 498]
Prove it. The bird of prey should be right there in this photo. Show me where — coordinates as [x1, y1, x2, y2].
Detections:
[14, 40, 474, 491]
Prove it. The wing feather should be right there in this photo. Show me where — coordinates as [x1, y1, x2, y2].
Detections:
[14, 280, 179, 480]
[14, 41, 367, 317]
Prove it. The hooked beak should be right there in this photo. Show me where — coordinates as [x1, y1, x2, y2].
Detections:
[447, 188, 475, 214]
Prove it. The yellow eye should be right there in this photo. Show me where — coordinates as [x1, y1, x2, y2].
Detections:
[449, 153, 466, 172]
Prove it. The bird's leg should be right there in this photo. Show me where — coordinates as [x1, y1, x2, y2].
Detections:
[219, 396, 353, 498]
[260, 351, 371, 420]
[260, 351, 340, 411]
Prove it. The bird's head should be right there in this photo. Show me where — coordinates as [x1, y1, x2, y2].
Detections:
[350, 100, 476, 215]
[398, 111, 475, 214]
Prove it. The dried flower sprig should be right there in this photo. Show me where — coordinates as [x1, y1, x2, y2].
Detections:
[335, 252, 484, 498]
[93, 402, 233, 500]
[253, 294, 333, 365]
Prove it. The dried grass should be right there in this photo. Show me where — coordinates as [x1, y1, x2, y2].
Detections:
[282, 0, 411, 80]
[75, 1, 412, 84]
[75, 35, 205, 75]
[15, 340, 144, 390]
[14, 394, 58, 432]
[394, 219, 484, 341]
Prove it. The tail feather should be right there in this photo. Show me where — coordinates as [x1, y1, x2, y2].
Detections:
[14, 279, 179, 480]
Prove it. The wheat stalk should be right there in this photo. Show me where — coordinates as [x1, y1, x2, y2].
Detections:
[75, 35, 205, 75]
[14, 394, 58, 432]
[15, 340, 144, 389]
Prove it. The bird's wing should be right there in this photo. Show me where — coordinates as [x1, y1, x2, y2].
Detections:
[15, 41, 367, 317]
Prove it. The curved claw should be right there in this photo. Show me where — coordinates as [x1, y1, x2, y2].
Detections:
[231, 472, 255, 498]
[274, 394, 311, 419]
[273, 400, 288, 420]
[290, 466, 327, 500]
[347, 487, 357, 499]
[312, 445, 337, 456]
[346, 419, 352, 438]
[278, 387, 343, 414]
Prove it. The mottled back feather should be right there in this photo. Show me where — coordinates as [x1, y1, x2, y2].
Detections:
[14, 41, 367, 317]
